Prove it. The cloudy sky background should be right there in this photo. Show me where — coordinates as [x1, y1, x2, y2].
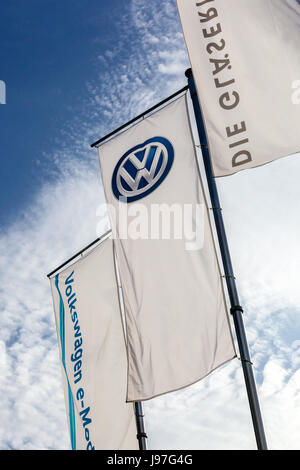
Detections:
[0, 0, 300, 449]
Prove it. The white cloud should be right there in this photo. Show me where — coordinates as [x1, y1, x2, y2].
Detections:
[0, 166, 106, 449]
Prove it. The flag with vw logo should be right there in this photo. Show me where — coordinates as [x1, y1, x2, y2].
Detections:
[177, 0, 300, 177]
[50, 237, 138, 449]
[98, 95, 236, 402]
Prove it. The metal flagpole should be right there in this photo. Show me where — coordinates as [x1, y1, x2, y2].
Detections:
[134, 402, 148, 450]
[185, 68, 267, 450]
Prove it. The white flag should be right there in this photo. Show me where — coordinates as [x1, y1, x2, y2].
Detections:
[50, 237, 138, 450]
[98, 95, 236, 402]
[176, 0, 300, 177]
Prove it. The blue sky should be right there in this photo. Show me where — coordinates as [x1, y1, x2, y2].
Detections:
[0, 0, 300, 450]
[0, 0, 135, 225]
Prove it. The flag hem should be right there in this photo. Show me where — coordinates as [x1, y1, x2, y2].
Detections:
[213, 150, 300, 179]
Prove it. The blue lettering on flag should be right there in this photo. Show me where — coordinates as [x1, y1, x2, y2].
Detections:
[55, 272, 95, 450]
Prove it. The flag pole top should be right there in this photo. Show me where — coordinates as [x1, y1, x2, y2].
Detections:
[185, 68, 192, 78]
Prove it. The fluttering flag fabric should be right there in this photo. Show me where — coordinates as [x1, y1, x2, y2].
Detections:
[50, 237, 138, 450]
[176, 0, 300, 177]
[98, 94, 236, 402]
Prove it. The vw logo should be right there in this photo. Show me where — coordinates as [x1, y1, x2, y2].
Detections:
[112, 137, 174, 202]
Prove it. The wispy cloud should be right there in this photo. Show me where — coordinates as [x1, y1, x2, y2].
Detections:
[0, 170, 106, 449]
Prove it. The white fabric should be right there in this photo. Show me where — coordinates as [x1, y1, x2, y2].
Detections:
[176, 0, 300, 177]
[98, 95, 236, 402]
[50, 237, 138, 450]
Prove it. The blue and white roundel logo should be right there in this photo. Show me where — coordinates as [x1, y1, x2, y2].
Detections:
[112, 137, 174, 202]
